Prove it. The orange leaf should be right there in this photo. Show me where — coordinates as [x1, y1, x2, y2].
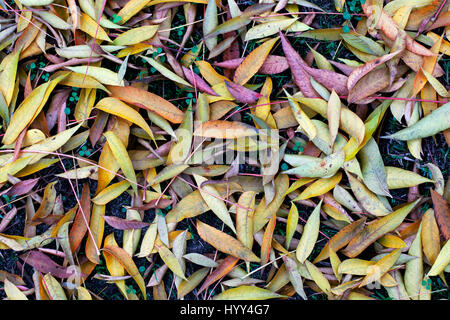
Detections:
[69, 182, 91, 252]
[107, 85, 185, 123]
[430, 189, 450, 240]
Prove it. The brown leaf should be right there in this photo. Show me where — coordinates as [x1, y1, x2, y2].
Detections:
[196, 255, 239, 296]
[430, 189, 450, 240]
[347, 67, 390, 104]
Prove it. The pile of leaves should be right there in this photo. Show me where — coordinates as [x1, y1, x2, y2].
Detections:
[0, 0, 449, 300]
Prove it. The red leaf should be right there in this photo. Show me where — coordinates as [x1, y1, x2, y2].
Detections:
[224, 81, 262, 104]
[19, 250, 78, 279]
[102, 215, 150, 230]
[182, 66, 218, 96]
[279, 31, 319, 98]
[303, 66, 349, 96]
[4, 178, 39, 197]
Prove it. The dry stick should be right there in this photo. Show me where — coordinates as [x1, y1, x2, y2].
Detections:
[241, 249, 297, 279]
[253, 11, 366, 19]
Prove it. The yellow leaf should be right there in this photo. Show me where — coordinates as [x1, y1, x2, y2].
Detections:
[150, 164, 189, 186]
[2, 73, 67, 145]
[0, 157, 32, 184]
[31, 181, 57, 221]
[77, 287, 92, 300]
[405, 223, 423, 300]
[79, 12, 112, 42]
[141, 56, 191, 87]
[286, 91, 317, 140]
[85, 204, 105, 264]
[346, 172, 391, 217]
[327, 90, 341, 147]
[196, 220, 260, 262]
[92, 180, 131, 205]
[116, 0, 152, 24]
[245, 18, 297, 41]
[104, 131, 137, 194]
[329, 246, 342, 281]
[342, 199, 420, 258]
[167, 107, 193, 164]
[286, 202, 299, 249]
[0, 49, 21, 105]
[57, 70, 109, 92]
[360, 249, 402, 287]
[4, 278, 28, 300]
[177, 267, 209, 299]
[154, 241, 186, 280]
[55, 165, 98, 180]
[385, 166, 434, 189]
[42, 274, 67, 300]
[428, 239, 450, 276]
[213, 285, 285, 300]
[294, 172, 342, 201]
[112, 25, 158, 46]
[95, 97, 155, 141]
[377, 234, 407, 248]
[194, 174, 236, 233]
[421, 68, 450, 97]
[103, 234, 128, 298]
[193, 120, 258, 139]
[236, 191, 256, 251]
[67, 66, 124, 86]
[234, 37, 278, 85]
[136, 222, 157, 258]
[421, 209, 440, 265]
[305, 260, 331, 294]
[338, 258, 375, 275]
[296, 200, 323, 263]
[253, 174, 289, 232]
[195, 60, 230, 86]
[23, 124, 81, 165]
[254, 77, 273, 125]
[294, 97, 365, 144]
